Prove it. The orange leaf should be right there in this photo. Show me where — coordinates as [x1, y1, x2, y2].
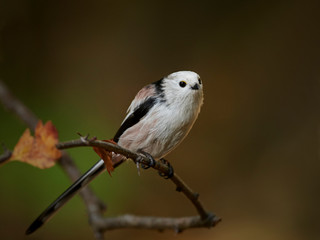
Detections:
[10, 120, 61, 169]
[93, 139, 116, 176]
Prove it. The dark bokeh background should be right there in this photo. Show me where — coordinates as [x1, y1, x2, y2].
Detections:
[0, 1, 319, 239]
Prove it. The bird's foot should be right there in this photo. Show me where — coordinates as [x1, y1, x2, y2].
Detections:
[158, 158, 174, 179]
[137, 151, 156, 170]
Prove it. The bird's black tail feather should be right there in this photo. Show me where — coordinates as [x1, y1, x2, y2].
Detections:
[26, 159, 106, 235]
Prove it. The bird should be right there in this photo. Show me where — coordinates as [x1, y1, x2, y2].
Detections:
[26, 70, 204, 235]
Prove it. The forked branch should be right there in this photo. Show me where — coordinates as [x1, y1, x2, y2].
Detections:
[0, 79, 220, 238]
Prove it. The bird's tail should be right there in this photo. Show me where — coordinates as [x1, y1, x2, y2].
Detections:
[25, 159, 106, 235]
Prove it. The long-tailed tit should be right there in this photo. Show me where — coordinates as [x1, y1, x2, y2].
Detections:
[26, 71, 204, 234]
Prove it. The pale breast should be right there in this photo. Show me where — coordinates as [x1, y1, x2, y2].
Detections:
[117, 100, 200, 160]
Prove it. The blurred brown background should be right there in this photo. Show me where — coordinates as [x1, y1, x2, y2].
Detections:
[0, 1, 319, 239]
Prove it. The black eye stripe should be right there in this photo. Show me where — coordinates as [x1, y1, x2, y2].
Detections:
[198, 78, 202, 85]
[179, 81, 187, 88]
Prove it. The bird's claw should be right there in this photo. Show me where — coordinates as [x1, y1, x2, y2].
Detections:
[136, 152, 173, 179]
[137, 151, 156, 169]
[158, 158, 174, 179]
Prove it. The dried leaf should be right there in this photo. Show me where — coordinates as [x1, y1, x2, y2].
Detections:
[93, 139, 116, 176]
[10, 120, 61, 169]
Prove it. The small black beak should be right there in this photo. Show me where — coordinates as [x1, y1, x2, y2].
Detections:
[191, 83, 199, 90]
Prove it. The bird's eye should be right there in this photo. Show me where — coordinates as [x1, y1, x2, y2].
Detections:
[198, 78, 202, 85]
[179, 81, 187, 88]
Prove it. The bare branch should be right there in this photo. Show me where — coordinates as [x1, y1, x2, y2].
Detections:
[92, 214, 220, 232]
[0, 79, 221, 237]
[0, 144, 12, 164]
[0, 80, 38, 130]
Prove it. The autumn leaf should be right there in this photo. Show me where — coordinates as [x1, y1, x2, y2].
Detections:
[9, 120, 61, 169]
[93, 139, 116, 176]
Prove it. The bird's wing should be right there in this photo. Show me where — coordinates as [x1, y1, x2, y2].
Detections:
[113, 82, 159, 142]
[124, 78, 164, 119]
[126, 84, 156, 115]
[113, 95, 156, 143]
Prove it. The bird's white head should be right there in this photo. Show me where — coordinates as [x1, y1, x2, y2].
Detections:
[162, 71, 203, 108]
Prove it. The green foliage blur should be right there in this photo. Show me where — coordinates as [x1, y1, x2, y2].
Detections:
[0, 1, 319, 239]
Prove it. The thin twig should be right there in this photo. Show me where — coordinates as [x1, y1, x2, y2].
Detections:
[93, 214, 220, 232]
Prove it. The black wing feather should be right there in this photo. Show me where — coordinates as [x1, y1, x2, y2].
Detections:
[113, 97, 157, 143]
